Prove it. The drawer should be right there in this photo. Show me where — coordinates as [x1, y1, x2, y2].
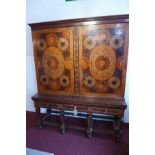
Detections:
[93, 107, 124, 116]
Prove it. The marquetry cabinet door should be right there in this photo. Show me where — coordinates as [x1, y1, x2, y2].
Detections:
[78, 23, 129, 97]
[32, 27, 75, 94]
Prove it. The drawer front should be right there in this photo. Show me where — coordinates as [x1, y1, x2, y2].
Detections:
[32, 27, 75, 95]
[36, 101, 124, 116]
[93, 107, 124, 116]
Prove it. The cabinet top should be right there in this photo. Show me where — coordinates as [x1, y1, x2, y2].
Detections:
[29, 14, 129, 30]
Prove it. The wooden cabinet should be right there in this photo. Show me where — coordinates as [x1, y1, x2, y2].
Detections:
[29, 15, 129, 141]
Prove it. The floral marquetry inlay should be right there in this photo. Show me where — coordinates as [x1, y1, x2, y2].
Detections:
[58, 37, 69, 51]
[79, 24, 128, 97]
[33, 27, 74, 94]
[32, 20, 128, 97]
[84, 36, 96, 50]
[46, 33, 57, 46]
[37, 39, 47, 51]
[110, 35, 124, 49]
[43, 47, 64, 80]
[90, 44, 116, 80]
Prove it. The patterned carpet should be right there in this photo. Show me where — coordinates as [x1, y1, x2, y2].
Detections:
[26, 111, 129, 155]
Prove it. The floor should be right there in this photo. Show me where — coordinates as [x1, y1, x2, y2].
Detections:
[26, 111, 129, 155]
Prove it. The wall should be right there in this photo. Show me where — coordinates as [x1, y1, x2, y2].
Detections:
[26, 0, 129, 122]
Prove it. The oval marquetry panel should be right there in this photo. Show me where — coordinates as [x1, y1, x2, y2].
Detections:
[43, 47, 64, 80]
[90, 44, 116, 80]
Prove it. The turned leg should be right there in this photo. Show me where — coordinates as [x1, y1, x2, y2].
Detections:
[113, 117, 122, 142]
[36, 107, 43, 128]
[59, 109, 66, 134]
[86, 113, 93, 138]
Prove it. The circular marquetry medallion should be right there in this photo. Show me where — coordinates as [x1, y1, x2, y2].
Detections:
[95, 30, 111, 44]
[58, 37, 69, 51]
[82, 57, 89, 70]
[95, 81, 108, 93]
[108, 76, 121, 89]
[37, 39, 47, 51]
[64, 57, 72, 70]
[43, 47, 64, 80]
[40, 75, 49, 85]
[90, 44, 116, 80]
[59, 75, 70, 87]
[84, 36, 96, 50]
[84, 76, 96, 88]
[110, 35, 124, 49]
[46, 33, 57, 46]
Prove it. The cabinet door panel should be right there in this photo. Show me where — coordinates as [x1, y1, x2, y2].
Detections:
[79, 24, 128, 97]
[32, 27, 74, 94]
